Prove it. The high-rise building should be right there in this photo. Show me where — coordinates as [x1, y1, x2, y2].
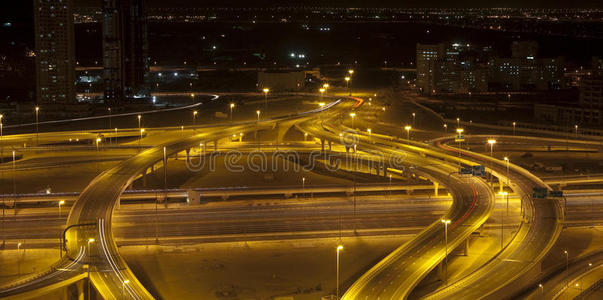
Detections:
[416, 43, 445, 94]
[33, 0, 76, 103]
[102, 0, 149, 102]
[580, 76, 603, 109]
[416, 43, 490, 94]
[489, 56, 564, 91]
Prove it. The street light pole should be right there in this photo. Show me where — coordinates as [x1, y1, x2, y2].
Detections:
[344, 76, 351, 96]
[262, 88, 270, 115]
[17, 242, 22, 278]
[230, 103, 235, 121]
[302, 177, 305, 198]
[108, 107, 112, 130]
[35, 106, 39, 145]
[193, 110, 198, 126]
[456, 128, 464, 167]
[59, 200, 65, 258]
[512, 122, 516, 136]
[336, 245, 343, 299]
[564, 250, 569, 293]
[87, 238, 95, 300]
[139, 129, 145, 149]
[137, 115, 141, 130]
[122, 279, 130, 300]
[405, 125, 412, 140]
[441, 219, 451, 286]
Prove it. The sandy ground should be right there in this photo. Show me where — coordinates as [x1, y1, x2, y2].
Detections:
[121, 235, 409, 300]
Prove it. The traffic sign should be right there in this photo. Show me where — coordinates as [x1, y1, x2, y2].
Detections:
[454, 135, 465, 142]
[532, 187, 548, 199]
[459, 167, 473, 175]
[549, 190, 563, 197]
[472, 165, 485, 177]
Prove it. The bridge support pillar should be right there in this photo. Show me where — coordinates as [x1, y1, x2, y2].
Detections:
[461, 238, 470, 256]
[328, 141, 332, 151]
[437, 261, 444, 281]
[499, 178, 504, 193]
[157, 194, 166, 207]
[321, 138, 325, 152]
[434, 182, 439, 197]
[77, 278, 85, 300]
[187, 189, 200, 206]
[383, 166, 387, 178]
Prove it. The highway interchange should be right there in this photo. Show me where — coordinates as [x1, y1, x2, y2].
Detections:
[0, 92, 602, 299]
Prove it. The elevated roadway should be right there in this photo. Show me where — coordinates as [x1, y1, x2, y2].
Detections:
[297, 119, 496, 299]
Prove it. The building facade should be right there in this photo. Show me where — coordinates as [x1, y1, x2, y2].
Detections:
[33, 0, 76, 103]
[416, 43, 490, 94]
[102, 0, 149, 102]
[579, 76, 603, 109]
[416, 43, 445, 94]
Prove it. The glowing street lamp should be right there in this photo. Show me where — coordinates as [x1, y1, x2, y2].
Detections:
[512, 121, 516, 136]
[193, 110, 198, 125]
[319, 88, 325, 100]
[456, 117, 460, 127]
[443, 123, 448, 133]
[139, 129, 145, 148]
[367, 128, 372, 138]
[256, 110, 261, 122]
[336, 245, 344, 299]
[322, 83, 329, 90]
[412, 112, 416, 125]
[456, 128, 464, 165]
[404, 125, 412, 140]
[35, 106, 40, 144]
[137, 114, 141, 129]
[107, 107, 112, 129]
[441, 219, 451, 286]
[487, 139, 497, 157]
[58, 200, 65, 219]
[574, 124, 578, 138]
[348, 69, 354, 76]
[0, 114, 4, 143]
[17, 242, 23, 277]
[349, 112, 356, 128]
[95, 137, 101, 151]
[122, 279, 130, 299]
[318, 102, 326, 108]
[87, 238, 95, 255]
[229, 103, 235, 121]
[262, 88, 270, 113]
[344, 76, 351, 96]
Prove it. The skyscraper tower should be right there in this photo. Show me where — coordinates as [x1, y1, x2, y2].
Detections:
[33, 0, 76, 103]
[102, 0, 148, 103]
